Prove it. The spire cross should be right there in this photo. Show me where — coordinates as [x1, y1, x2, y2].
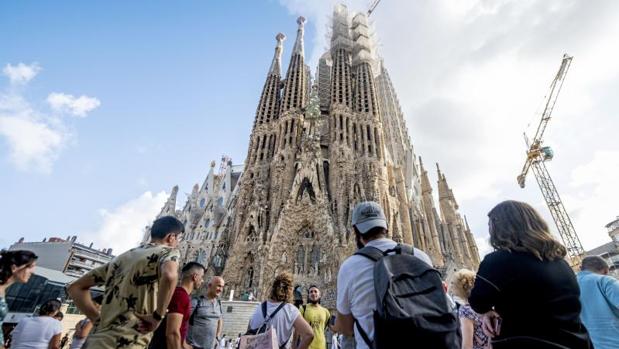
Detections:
[269, 33, 286, 75]
[292, 16, 306, 55]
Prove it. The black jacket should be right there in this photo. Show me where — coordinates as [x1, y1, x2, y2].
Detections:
[469, 250, 592, 349]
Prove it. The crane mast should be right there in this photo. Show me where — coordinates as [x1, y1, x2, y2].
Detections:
[368, 0, 382, 16]
[517, 54, 585, 266]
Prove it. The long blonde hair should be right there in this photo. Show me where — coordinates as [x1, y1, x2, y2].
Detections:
[488, 200, 566, 261]
[451, 269, 476, 300]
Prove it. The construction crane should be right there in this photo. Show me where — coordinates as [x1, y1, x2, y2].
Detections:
[517, 54, 585, 267]
[368, 0, 382, 16]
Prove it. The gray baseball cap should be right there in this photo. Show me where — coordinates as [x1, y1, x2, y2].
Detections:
[352, 201, 388, 234]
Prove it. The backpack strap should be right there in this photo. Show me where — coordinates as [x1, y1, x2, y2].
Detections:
[397, 243, 414, 255]
[257, 301, 287, 332]
[261, 301, 267, 318]
[354, 246, 384, 262]
[189, 296, 203, 326]
[267, 302, 286, 321]
[354, 318, 373, 348]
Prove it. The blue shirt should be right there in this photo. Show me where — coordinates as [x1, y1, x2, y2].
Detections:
[577, 270, 619, 349]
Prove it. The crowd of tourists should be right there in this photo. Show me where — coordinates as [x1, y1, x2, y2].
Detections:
[1, 199, 618, 349]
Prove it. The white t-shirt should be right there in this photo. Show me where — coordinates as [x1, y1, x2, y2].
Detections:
[248, 301, 300, 348]
[11, 316, 63, 349]
[336, 238, 432, 349]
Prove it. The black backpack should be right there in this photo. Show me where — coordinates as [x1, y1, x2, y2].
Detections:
[354, 244, 461, 349]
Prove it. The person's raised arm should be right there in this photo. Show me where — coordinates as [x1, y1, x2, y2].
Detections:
[74, 320, 94, 339]
[48, 333, 61, 349]
[136, 259, 178, 334]
[292, 315, 314, 349]
[165, 313, 184, 349]
[157, 259, 179, 316]
[67, 264, 108, 322]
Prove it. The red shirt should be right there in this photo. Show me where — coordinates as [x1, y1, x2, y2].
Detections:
[150, 287, 191, 349]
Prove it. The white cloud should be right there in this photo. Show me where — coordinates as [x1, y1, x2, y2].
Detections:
[0, 115, 64, 173]
[0, 92, 68, 173]
[475, 237, 492, 257]
[566, 150, 619, 249]
[82, 191, 169, 255]
[279, 0, 619, 251]
[47, 92, 101, 117]
[2, 63, 41, 84]
[0, 63, 99, 172]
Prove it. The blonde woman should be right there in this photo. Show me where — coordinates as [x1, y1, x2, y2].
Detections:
[469, 200, 592, 349]
[247, 272, 314, 349]
[451, 269, 488, 349]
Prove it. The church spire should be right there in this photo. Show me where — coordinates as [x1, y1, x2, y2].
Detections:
[418, 157, 444, 266]
[281, 17, 308, 112]
[292, 16, 305, 56]
[159, 185, 178, 218]
[269, 33, 286, 75]
[254, 33, 286, 127]
[351, 12, 379, 116]
[330, 5, 353, 108]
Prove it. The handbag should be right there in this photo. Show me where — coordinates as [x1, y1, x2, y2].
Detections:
[238, 327, 279, 349]
[239, 302, 288, 349]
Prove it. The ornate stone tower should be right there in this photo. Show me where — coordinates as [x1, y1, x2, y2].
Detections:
[216, 5, 480, 304]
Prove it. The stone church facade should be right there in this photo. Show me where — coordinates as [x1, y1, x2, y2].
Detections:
[218, 5, 479, 303]
[145, 157, 243, 275]
[151, 5, 480, 304]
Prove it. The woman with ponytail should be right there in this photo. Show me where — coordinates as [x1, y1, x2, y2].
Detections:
[451, 269, 488, 349]
[247, 272, 314, 349]
[0, 250, 37, 348]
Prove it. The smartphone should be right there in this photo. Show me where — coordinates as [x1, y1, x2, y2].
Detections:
[494, 317, 502, 336]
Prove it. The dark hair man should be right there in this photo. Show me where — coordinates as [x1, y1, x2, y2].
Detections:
[150, 262, 205, 349]
[295, 285, 331, 349]
[67, 216, 183, 349]
[186, 276, 225, 349]
[334, 201, 432, 349]
[577, 255, 619, 348]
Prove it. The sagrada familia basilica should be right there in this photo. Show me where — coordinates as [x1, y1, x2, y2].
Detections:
[147, 5, 480, 303]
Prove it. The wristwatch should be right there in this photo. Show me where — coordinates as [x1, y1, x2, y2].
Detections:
[153, 310, 164, 321]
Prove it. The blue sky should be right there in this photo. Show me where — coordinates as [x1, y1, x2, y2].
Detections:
[0, 0, 314, 250]
[2, 0, 618, 255]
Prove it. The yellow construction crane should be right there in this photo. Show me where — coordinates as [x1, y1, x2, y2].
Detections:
[517, 54, 585, 267]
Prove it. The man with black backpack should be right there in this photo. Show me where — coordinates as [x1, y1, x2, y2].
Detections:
[334, 201, 461, 349]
